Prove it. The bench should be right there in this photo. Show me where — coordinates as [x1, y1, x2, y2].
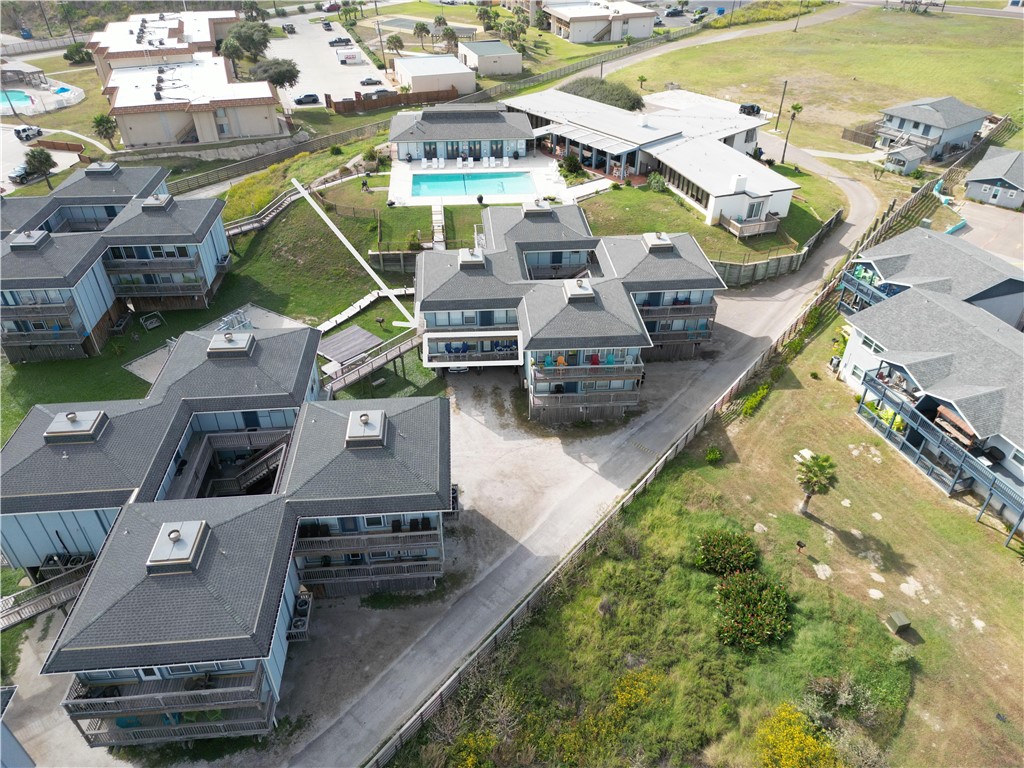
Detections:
[371, 378, 386, 387]
[884, 611, 911, 635]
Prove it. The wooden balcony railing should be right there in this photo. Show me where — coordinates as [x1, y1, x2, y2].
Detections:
[299, 560, 443, 583]
[531, 390, 641, 408]
[63, 665, 265, 718]
[532, 363, 643, 381]
[838, 271, 888, 308]
[637, 299, 717, 319]
[0, 296, 76, 319]
[294, 530, 441, 554]
[79, 699, 275, 747]
[720, 213, 780, 238]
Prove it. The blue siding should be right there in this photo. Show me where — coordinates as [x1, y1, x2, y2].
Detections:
[0, 508, 118, 571]
[72, 261, 115, 331]
[263, 561, 299, 701]
[196, 223, 227, 285]
[1, 720, 35, 768]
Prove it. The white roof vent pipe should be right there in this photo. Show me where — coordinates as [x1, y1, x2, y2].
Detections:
[731, 174, 747, 194]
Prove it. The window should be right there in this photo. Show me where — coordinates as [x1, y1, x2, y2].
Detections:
[851, 365, 864, 381]
[1009, 190, 1017, 199]
[922, 125, 931, 137]
[168, 665, 192, 675]
[462, 312, 477, 325]
[746, 200, 763, 220]
[1012, 450, 1024, 467]
[364, 516, 385, 528]
[369, 550, 391, 560]
[216, 108, 227, 118]
[139, 667, 161, 681]
[217, 661, 244, 671]
[30, 321, 46, 331]
[982, 185, 991, 193]
[861, 335, 885, 354]
[744, 129, 756, 143]
[193, 663, 218, 672]
[912, 121, 920, 129]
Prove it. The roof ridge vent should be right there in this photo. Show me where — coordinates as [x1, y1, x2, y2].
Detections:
[345, 409, 388, 448]
[564, 274, 595, 303]
[522, 199, 552, 218]
[458, 247, 485, 270]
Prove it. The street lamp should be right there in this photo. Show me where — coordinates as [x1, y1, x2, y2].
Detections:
[793, 0, 804, 32]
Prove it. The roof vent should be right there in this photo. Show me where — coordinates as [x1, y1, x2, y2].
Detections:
[207, 331, 255, 358]
[564, 275, 595, 303]
[345, 409, 387, 448]
[44, 410, 109, 444]
[642, 231, 674, 252]
[457, 247, 486, 270]
[157, 66, 165, 74]
[84, 161, 121, 176]
[154, 91, 163, 100]
[522, 200, 552, 218]
[9, 230, 52, 252]
[146, 521, 210, 575]
[141, 193, 175, 211]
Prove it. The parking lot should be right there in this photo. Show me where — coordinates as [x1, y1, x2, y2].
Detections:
[1, 127, 81, 193]
[266, 12, 394, 110]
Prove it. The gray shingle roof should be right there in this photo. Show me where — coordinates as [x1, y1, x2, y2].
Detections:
[965, 146, 1024, 190]
[0, 231, 107, 287]
[886, 145, 927, 162]
[41, 495, 296, 673]
[389, 105, 534, 143]
[52, 164, 169, 201]
[849, 288, 1023, 445]
[101, 197, 226, 244]
[521, 282, 649, 349]
[881, 97, 990, 130]
[280, 398, 451, 514]
[853, 228, 1022, 302]
[0, 196, 57, 237]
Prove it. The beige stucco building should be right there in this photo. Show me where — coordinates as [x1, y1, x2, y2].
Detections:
[394, 56, 477, 96]
[458, 40, 523, 76]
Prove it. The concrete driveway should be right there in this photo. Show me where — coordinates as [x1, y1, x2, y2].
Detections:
[954, 201, 1023, 265]
[1, 126, 82, 193]
[266, 11, 392, 108]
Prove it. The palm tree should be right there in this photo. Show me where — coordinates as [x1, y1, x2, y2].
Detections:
[637, 74, 647, 91]
[399, 84, 412, 94]
[220, 37, 244, 80]
[476, 6, 493, 26]
[441, 26, 459, 54]
[92, 114, 118, 149]
[413, 21, 431, 49]
[386, 33, 404, 56]
[25, 147, 57, 190]
[797, 452, 837, 514]
[434, 14, 447, 29]
[781, 102, 803, 165]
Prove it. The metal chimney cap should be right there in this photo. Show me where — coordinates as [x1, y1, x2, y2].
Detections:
[168, 529, 182, 542]
[359, 413, 370, 424]
[66, 411, 77, 422]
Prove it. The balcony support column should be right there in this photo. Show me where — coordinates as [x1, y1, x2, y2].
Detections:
[977, 488, 994, 521]
[1005, 510, 1024, 547]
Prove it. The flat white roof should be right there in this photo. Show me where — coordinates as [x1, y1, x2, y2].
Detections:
[395, 55, 473, 77]
[653, 137, 800, 197]
[107, 53, 275, 110]
[645, 89, 769, 130]
[90, 10, 237, 55]
[547, 0, 655, 20]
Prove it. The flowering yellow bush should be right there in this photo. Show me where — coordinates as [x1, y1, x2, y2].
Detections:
[449, 730, 498, 768]
[612, 668, 663, 712]
[755, 703, 841, 768]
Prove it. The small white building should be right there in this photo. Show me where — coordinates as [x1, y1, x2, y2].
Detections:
[458, 39, 522, 77]
[394, 56, 476, 96]
[546, 0, 656, 43]
[883, 145, 926, 176]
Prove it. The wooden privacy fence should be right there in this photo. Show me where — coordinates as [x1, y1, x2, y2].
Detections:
[364, 274, 844, 768]
[850, 115, 1020, 254]
[328, 88, 458, 115]
[36, 139, 85, 153]
[166, 119, 390, 195]
[710, 207, 844, 288]
[841, 120, 879, 148]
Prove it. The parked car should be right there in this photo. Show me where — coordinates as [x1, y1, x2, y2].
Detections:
[324, 2, 341, 10]
[282, 23, 296, 33]
[440, 0, 457, 5]
[654, 16, 665, 25]
[372, 88, 393, 95]
[694, 6, 710, 13]
[293, 93, 320, 104]
[328, 37, 353, 46]
[13, 125, 43, 141]
[360, 77, 383, 86]
[665, 7, 682, 16]
[739, 103, 762, 116]
[322, 21, 333, 30]
[7, 165, 39, 184]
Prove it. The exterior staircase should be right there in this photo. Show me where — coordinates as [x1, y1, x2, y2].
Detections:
[431, 205, 445, 245]
[0, 562, 92, 630]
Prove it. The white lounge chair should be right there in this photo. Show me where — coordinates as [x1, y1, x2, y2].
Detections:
[432, 157, 439, 169]
[467, 157, 474, 168]
[491, 156, 498, 167]
[457, 157, 463, 169]
[502, 156, 510, 168]
[439, 157, 445, 169]
[420, 157, 428, 169]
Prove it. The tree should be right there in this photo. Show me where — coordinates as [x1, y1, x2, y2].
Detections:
[92, 114, 118, 150]
[57, 2, 79, 43]
[637, 74, 647, 91]
[534, 10, 549, 29]
[249, 58, 301, 89]
[63, 42, 93, 64]
[512, 6, 529, 24]
[25, 148, 57, 190]
[241, 1, 270, 22]
[441, 26, 459, 54]
[797, 452, 837, 513]
[385, 34, 404, 56]
[476, 6, 493, 26]
[434, 14, 448, 28]
[413, 21, 431, 49]
[781, 102, 803, 165]
[220, 37, 245, 79]
[399, 84, 412, 94]
[226, 21, 271, 62]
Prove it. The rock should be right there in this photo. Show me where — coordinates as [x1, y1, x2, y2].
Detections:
[754, 523, 768, 533]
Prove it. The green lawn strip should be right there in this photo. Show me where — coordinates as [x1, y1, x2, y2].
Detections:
[287, 107, 401, 136]
[334, 348, 444, 401]
[443, 204, 487, 243]
[4, 166, 83, 196]
[22, 67, 107, 142]
[20, 54, 92, 74]
[607, 9, 1023, 154]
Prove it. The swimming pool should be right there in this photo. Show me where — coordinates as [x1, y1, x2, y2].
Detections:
[1, 90, 33, 106]
[412, 172, 536, 198]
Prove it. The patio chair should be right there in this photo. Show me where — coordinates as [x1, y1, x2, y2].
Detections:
[439, 157, 445, 169]
[590, 354, 600, 366]
[503, 157, 510, 168]
[545, 355, 554, 367]
[444, 342, 453, 354]
[460, 341, 469, 353]
[556, 355, 567, 366]
[421, 157, 428, 169]
[606, 353, 615, 365]
[457, 157, 463, 169]
[467, 157, 474, 168]
[432, 157, 439, 169]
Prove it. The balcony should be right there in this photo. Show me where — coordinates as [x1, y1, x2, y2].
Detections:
[0, 296, 76, 319]
[430, 349, 522, 364]
[103, 255, 200, 272]
[637, 298, 717, 319]
[533, 362, 643, 381]
[720, 212, 780, 239]
[531, 390, 641, 408]
[647, 329, 713, 343]
[298, 560, 443, 583]
[875, 122, 940, 148]
[838, 271, 888, 312]
[78, 699, 275, 747]
[63, 665, 265, 719]
[1, 328, 83, 345]
[113, 281, 208, 297]
[293, 529, 441, 555]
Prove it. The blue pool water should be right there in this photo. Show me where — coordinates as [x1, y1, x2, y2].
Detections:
[1, 90, 32, 106]
[412, 172, 536, 198]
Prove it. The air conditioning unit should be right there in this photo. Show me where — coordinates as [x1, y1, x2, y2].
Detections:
[296, 597, 311, 617]
[290, 617, 307, 632]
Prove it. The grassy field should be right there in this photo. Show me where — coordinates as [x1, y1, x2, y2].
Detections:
[0, 568, 33, 686]
[391, 306, 1024, 767]
[607, 8, 1024, 154]
[580, 173, 845, 262]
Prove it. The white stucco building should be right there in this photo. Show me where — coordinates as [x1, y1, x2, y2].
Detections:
[394, 56, 477, 96]
[546, 0, 656, 43]
[458, 40, 523, 76]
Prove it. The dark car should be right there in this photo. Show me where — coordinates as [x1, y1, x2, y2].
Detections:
[694, 6, 710, 13]
[739, 103, 762, 116]
[293, 93, 320, 105]
[360, 77, 383, 86]
[665, 8, 682, 16]
[282, 23, 296, 33]
[7, 164, 39, 184]
[14, 125, 43, 141]
[328, 37, 353, 46]
[322, 21, 333, 30]
[324, 2, 341, 10]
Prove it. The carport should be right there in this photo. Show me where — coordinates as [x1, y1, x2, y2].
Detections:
[532, 123, 638, 179]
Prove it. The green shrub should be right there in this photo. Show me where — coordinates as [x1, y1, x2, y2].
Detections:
[362, 148, 378, 163]
[558, 77, 644, 111]
[297, 5, 306, 13]
[275, 7, 288, 17]
[715, 570, 792, 651]
[330, 145, 343, 156]
[79, 16, 107, 32]
[561, 153, 583, 176]
[704, 445, 723, 465]
[809, 371, 821, 380]
[741, 382, 772, 418]
[624, 178, 633, 187]
[610, 182, 622, 190]
[764, 157, 777, 167]
[769, 365, 786, 383]
[647, 171, 667, 193]
[63, 42, 93, 64]
[314, 2, 323, 9]
[694, 529, 758, 575]
[755, 703, 840, 768]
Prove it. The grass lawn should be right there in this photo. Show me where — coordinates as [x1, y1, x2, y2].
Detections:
[1, 568, 33, 686]
[607, 8, 1024, 154]
[285, 106, 401, 137]
[335, 349, 445, 401]
[581, 185, 842, 262]
[390, 304, 1023, 767]
[21, 66, 108, 144]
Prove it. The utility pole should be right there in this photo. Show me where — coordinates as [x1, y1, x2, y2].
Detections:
[375, 19, 386, 69]
[782, 110, 795, 164]
[793, 0, 804, 32]
[774, 80, 787, 131]
[37, 1, 53, 37]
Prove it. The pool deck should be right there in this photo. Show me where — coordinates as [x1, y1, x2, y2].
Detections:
[388, 154, 570, 207]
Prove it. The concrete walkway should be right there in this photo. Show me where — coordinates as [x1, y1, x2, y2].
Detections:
[805, 148, 886, 162]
